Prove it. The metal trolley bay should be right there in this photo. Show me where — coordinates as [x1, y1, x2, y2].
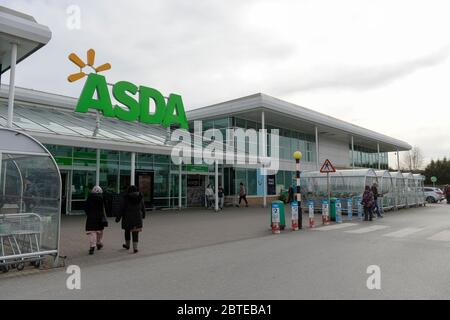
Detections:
[0, 213, 49, 272]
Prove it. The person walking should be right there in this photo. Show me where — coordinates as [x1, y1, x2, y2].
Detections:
[84, 186, 107, 255]
[238, 182, 248, 207]
[115, 185, 146, 253]
[361, 185, 374, 221]
[288, 186, 294, 203]
[218, 184, 224, 210]
[371, 182, 382, 218]
[444, 184, 450, 204]
[205, 184, 214, 209]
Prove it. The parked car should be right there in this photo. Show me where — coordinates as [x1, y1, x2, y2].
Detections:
[424, 187, 445, 203]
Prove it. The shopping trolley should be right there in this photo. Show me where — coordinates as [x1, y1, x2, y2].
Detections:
[0, 213, 44, 273]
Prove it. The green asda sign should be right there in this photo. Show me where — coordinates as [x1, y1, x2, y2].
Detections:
[75, 73, 188, 129]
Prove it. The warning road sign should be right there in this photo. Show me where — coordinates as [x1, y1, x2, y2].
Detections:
[320, 159, 336, 173]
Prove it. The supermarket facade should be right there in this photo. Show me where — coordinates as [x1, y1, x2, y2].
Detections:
[0, 5, 411, 214]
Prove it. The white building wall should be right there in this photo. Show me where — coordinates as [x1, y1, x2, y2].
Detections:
[317, 135, 350, 169]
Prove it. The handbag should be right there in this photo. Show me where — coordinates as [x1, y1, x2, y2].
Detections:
[101, 206, 109, 227]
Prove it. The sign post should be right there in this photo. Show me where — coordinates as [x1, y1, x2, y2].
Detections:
[320, 159, 336, 224]
[431, 176, 437, 188]
[293, 151, 303, 230]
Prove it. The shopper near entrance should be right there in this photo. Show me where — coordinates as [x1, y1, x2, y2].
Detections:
[84, 186, 108, 255]
[288, 186, 294, 203]
[115, 185, 146, 253]
[218, 184, 224, 210]
[361, 185, 374, 221]
[205, 184, 214, 209]
[444, 184, 450, 204]
[238, 182, 248, 207]
[371, 183, 383, 218]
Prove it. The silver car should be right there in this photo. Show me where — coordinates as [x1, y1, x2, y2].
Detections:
[424, 187, 445, 203]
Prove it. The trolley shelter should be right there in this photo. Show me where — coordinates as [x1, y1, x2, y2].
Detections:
[0, 128, 61, 272]
[403, 172, 416, 208]
[413, 174, 425, 206]
[300, 169, 378, 213]
[375, 170, 395, 211]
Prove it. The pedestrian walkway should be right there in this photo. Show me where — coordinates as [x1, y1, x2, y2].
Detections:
[345, 225, 390, 234]
[311, 217, 450, 243]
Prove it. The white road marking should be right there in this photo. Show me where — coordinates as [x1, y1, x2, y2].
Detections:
[314, 223, 358, 231]
[383, 228, 424, 238]
[427, 230, 450, 242]
[345, 225, 389, 234]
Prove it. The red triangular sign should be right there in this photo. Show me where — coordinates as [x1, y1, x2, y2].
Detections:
[320, 159, 336, 173]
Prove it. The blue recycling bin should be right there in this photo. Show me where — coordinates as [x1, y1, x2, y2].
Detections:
[270, 200, 286, 230]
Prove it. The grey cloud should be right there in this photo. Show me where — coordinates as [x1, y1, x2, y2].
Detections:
[279, 45, 450, 94]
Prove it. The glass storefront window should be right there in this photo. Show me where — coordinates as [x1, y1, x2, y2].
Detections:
[137, 153, 153, 164]
[247, 169, 257, 195]
[100, 161, 119, 193]
[45, 145, 73, 158]
[154, 154, 169, 164]
[120, 151, 131, 162]
[73, 147, 97, 159]
[213, 118, 229, 128]
[101, 149, 119, 161]
[71, 170, 96, 211]
[235, 118, 246, 129]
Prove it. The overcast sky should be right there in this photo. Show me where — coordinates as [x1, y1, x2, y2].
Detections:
[2, 0, 450, 166]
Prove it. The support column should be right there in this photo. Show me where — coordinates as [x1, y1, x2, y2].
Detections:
[315, 126, 319, 171]
[96, 149, 100, 186]
[377, 143, 381, 170]
[0, 153, 2, 196]
[178, 163, 182, 210]
[215, 161, 219, 211]
[7, 43, 18, 128]
[396, 149, 400, 172]
[131, 152, 136, 185]
[351, 136, 355, 168]
[221, 165, 225, 190]
[262, 110, 267, 208]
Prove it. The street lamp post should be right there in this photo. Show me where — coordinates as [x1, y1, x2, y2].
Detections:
[293, 151, 303, 229]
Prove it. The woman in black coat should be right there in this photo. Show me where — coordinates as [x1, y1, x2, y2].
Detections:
[85, 186, 107, 255]
[115, 185, 146, 253]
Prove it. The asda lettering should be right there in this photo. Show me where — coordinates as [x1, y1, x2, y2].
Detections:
[75, 73, 188, 129]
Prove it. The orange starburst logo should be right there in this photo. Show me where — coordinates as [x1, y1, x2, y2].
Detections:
[67, 49, 111, 82]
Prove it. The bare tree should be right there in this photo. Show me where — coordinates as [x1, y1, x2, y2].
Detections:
[401, 146, 424, 171]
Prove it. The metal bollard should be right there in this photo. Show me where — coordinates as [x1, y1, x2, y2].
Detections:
[357, 197, 363, 220]
[308, 200, 315, 228]
[322, 199, 329, 225]
[336, 198, 342, 223]
[347, 198, 353, 221]
[271, 202, 281, 234]
[291, 201, 299, 231]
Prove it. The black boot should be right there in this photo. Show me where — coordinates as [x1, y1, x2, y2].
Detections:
[123, 240, 130, 250]
[133, 242, 138, 253]
[96, 243, 103, 250]
[89, 247, 95, 255]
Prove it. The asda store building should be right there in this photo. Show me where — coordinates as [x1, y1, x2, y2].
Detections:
[0, 86, 411, 214]
[0, 5, 411, 215]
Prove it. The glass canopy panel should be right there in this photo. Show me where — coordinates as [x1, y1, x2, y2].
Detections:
[15, 106, 80, 136]
[0, 105, 52, 133]
[375, 170, 394, 210]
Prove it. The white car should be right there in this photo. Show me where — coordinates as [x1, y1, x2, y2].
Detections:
[424, 187, 445, 203]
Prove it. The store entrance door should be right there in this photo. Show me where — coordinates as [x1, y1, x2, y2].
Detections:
[135, 171, 153, 209]
[71, 170, 96, 213]
[60, 171, 69, 215]
[187, 174, 206, 207]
